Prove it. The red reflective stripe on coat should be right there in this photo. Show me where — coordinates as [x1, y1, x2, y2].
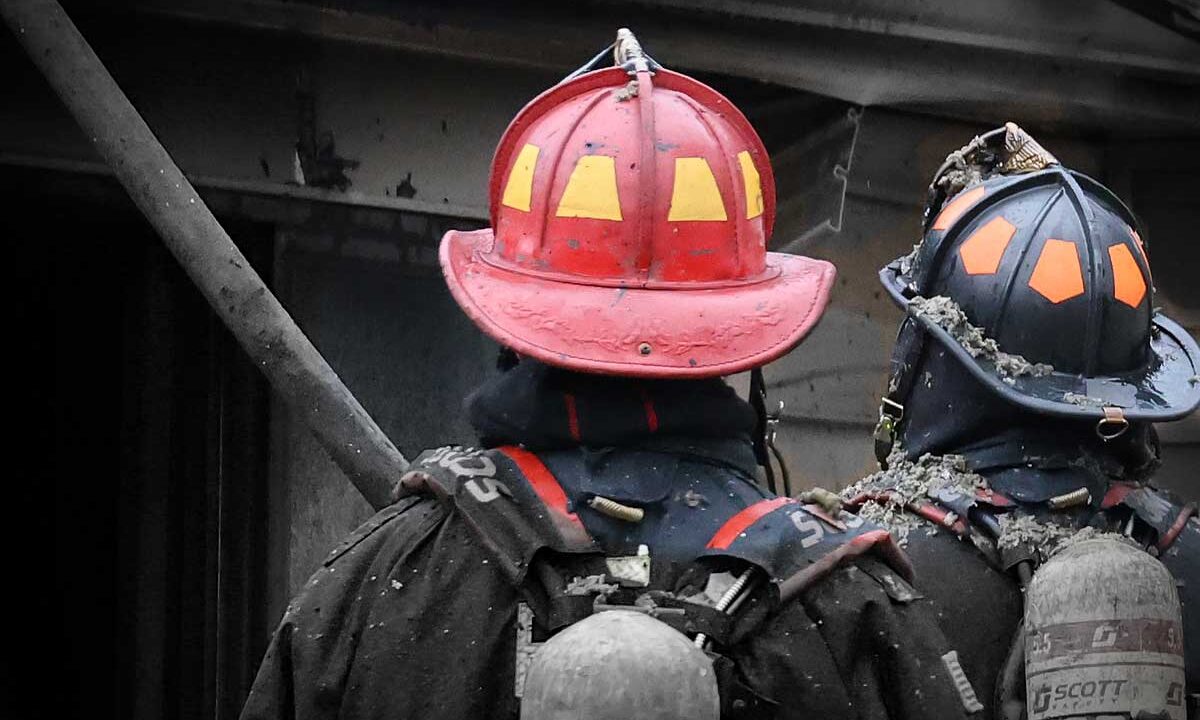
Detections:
[843, 491, 966, 537]
[640, 388, 659, 433]
[778, 528, 914, 603]
[562, 393, 581, 442]
[1158, 502, 1198, 554]
[1101, 483, 1137, 509]
[497, 446, 585, 531]
[858, 529, 915, 583]
[707, 496, 795, 550]
[975, 487, 1015, 508]
[907, 499, 968, 537]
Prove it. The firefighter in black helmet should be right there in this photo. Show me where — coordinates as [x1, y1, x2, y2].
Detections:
[846, 123, 1200, 719]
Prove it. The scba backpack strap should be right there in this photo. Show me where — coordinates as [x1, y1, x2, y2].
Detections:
[394, 445, 598, 585]
[703, 497, 916, 602]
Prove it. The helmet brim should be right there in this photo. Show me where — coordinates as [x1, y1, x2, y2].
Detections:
[442, 228, 835, 378]
[880, 263, 1200, 421]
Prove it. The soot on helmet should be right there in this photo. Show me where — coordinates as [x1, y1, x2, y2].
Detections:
[893, 328, 1161, 502]
[876, 124, 1200, 431]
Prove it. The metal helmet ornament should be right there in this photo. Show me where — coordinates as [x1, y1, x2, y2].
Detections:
[441, 29, 836, 378]
[519, 610, 720, 720]
[876, 123, 1199, 446]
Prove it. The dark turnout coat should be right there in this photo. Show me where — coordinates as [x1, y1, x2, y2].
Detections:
[859, 347, 1200, 718]
[242, 364, 978, 720]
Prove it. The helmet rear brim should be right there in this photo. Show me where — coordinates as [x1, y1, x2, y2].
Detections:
[442, 228, 836, 378]
[880, 262, 1200, 422]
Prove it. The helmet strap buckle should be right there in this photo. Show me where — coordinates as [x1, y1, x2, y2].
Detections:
[1096, 406, 1130, 442]
[765, 399, 791, 493]
[872, 397, 905, 470]
[765, 399, 783, 447]
[749, 369, 791, 496]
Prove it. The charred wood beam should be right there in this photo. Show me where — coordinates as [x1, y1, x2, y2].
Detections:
[1, 0, 406, 509]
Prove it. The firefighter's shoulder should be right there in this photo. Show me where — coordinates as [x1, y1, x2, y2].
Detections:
[315, 445, 496, 570]
[702, 495, 919, 604]
[386, 444, 597, 575]
[321, 493, 445, 569]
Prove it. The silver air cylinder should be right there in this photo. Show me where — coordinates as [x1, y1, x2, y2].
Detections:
[1025, 537, 1186, 719]
[520, 610, 720, 720]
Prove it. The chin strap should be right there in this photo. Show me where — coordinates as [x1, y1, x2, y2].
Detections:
[872, 318, 928, 469]
[749, 368, 790, 495]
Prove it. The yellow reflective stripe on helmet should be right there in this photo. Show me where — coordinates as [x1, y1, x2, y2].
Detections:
[668, 157, 728, 222]
[555, 155, 623, 221]
[737, 151, 763, 220]
[501, 143, 540, 212]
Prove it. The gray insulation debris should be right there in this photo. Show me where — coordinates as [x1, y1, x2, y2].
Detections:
[997, 515, 1134, 557]
[845, 448, 1139, 555]
[996, 514, 1075, 552]
[1063, 391, 1105, 407]
[935, 163, 987, 202]
[857, 501, 921, 546]
[843, 450, 985, 546]
[909, 295, 1054, 380]
[846, 450, 983, 503]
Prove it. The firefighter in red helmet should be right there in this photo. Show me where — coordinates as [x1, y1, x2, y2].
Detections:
[242, 31, 977, 720]
[847, 123, 1200, 719]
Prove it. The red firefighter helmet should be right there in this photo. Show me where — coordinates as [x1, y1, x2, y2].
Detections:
[440, 32, 835, 378]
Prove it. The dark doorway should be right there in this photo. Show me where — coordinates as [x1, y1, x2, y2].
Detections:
[7, 169, 274, 720]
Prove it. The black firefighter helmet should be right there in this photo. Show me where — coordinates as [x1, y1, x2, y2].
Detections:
[877, 124, 1199, 454]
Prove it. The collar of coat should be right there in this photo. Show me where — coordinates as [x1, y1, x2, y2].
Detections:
[465, 359, 759, 478]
